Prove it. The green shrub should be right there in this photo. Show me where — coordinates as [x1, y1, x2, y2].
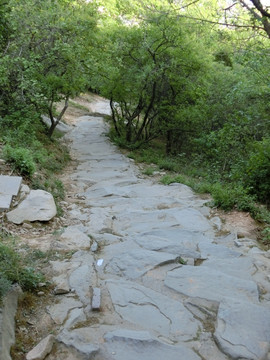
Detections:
[142, 167, 156, 176]
[0, 243, 44, 300]
[0, 277, 12, 299]
[244, 138, 270, 205]
[261, 227, 270, 245]
[3, 144, 36, 177]
[158, 158, 179, 172]
[211, 183, 255, 211]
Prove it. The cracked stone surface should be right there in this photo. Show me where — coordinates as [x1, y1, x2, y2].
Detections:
[35, 97, 270, 360]
[106, 279, 200, 342]
[214, 300, 270, 359]
[102, 329, 201, 360]
[165, 265, 259, 303]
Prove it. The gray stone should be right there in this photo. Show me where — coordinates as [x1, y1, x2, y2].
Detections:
[165, 266, 259, 303]
[214, 300, 270, 360]
[47, 297, 83, 325]
[193, 334, 230, 360]
[53, 274, 70, 295]
[92, 288, 101, 311]
[133, 229, 208, 258]
[170, 207, 213, 232]
[111, 207, 212, 235]
[103, 329, 201, 360]
[210, 216, 222, 231]
[19, 184, 30, 200]
[0, 177, 24, 211]
[105, 246, 179, 279]
[26, 334, 55, 360]
[59, 226, 90, 250]
[66, 251, 95, 304]
[41, 115, 72, 134]
[68, 264, 92, 304]
[198, 242, 241, 259]
[106, 279, 200, 342]
[0, 194, 12, 212]
[63, 308, 86, 330]
[0, 175, 22, 196]
[90, 241, 98, 252]
[0, 285, 22, 360]
[184, 297, 219, 323]
[57, 329, 99, 356]
[201, 256, 256, 280]
[7, 190, 56, 224]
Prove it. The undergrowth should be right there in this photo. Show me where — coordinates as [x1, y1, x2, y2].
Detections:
[126, 142, 270, 245]
[0, 232, 45, 302]
[0, 109, 70, 213]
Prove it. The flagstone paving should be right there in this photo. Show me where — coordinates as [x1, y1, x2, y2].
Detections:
[37, 99, 270, 360]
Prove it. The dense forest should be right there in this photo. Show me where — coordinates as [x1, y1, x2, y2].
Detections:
[0, 0, 269, 240]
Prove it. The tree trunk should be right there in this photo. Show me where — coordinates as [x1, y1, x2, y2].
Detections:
[166, 130, 172, 155]
[48, 95, 69, 138]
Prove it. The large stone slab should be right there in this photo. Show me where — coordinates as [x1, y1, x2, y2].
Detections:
[41, 115, 72, 134]
[106, 279, 200, 342]
[26, 334, 55, 360]
[0, 175, 22, 195]
[68, 264, 93, 305]
[0, 286, 22, 360]
[201, 256, 256, 280]
[58, 226, 90, 250]
[0, 175, 22, 211]
[214, 300, 270, 360]
[165, 266, 259, 303]
[103, 329, 201, 360]
[133, 229, 210, 258]
[104, 243, 179, 279]
[57, 329, 100, 357]
[0, 194, 12, 212]
[7, 190, 56, 224]
[198, 242, 241, 259]
[47, 297, 83, 325]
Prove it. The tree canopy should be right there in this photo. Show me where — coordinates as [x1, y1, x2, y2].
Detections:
[0, 0, 269, 210]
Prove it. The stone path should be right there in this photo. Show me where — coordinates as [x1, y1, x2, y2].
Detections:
[42, 99, 270, 360]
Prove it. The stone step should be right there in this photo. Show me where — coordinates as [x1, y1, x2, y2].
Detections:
[92, 287, 101, 311]
[0, 194, 13, 212]
[0, 175, 22, 211]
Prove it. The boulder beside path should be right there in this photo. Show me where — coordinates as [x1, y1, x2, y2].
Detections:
[7, 189, 57, 224]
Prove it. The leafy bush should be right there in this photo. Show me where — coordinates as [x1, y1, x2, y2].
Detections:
[211, 183, 255, 211]
[244, 138, 270, 205]
[3, 144, 36, 177]
[0, 242, 44, 300]
[0, 277, 12, 300]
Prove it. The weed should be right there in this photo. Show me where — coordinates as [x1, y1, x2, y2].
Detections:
[0, 241, 45, 301]
[261, 227, 270, 245]
[178, 257, 187, 265]
[142, 167, 156, 176]
[3, 145, 36, 177]
[69, 100, 89, 112]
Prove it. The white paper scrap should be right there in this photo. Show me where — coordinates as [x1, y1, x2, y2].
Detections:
[97, 259, 104, 266]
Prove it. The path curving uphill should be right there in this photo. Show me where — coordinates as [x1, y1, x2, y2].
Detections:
[43, 96, 270, 360]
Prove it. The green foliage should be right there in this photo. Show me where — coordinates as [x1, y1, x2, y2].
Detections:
[244, 138, 270, 205]
[0, 242, 44, 300]
[142, 167, 156, 176]
[3, 145, 36, 177]
[0, 0, 98, 136]
[0, 277, 12, 300]
[210, 183, 255, 212]
[95, 7, 209, 147]
[261, 227, 270, 245]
